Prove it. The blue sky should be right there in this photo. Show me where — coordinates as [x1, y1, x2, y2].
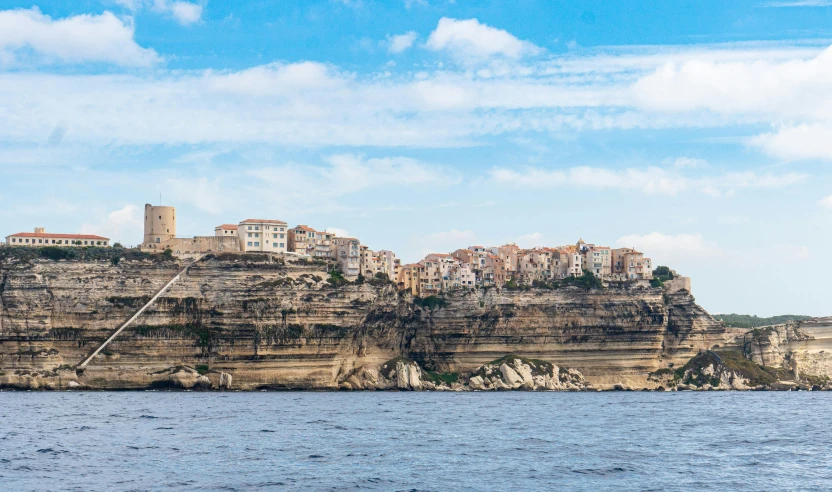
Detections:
[1, 0, 832, 316]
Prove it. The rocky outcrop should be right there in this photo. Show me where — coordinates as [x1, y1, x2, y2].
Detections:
[468, 355, 589, 391]
[0, 253, 731, 390]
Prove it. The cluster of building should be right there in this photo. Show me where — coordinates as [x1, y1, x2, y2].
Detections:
[4, 204, 655, 296]
[140, 205, 399, 280]
[397, 240, 652, 297]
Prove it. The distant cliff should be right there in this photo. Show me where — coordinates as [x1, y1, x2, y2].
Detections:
[0, 251, 738, 390]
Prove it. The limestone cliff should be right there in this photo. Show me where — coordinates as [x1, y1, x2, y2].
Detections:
[0, 253, 729, 390]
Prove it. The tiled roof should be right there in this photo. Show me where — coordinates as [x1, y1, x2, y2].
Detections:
[240, 218, 287, 225]
[8, 232, 109, 240]
[216, 224, 238, 230]
[293, 225, 316, 232]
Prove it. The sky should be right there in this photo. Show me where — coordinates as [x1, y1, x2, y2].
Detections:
[1, 0, 832, 316]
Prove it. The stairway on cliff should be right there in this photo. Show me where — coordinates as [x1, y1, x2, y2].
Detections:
[77, 256, 204, 369]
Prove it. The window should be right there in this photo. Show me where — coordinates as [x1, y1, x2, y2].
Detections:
[254, 226, 259, 230]
[156, 238, 160, 243]
[254, 233, 259, 238]
[280, 243, 284, 247]
[280, 227, 285, 232]
[254, 242, 260, 246]
[273, 243, 278, 247]
[159, 216, 161, 219]
[273, 234, 277, 239]
[247, 241, 252, 247]
[247, 232, 252, 237]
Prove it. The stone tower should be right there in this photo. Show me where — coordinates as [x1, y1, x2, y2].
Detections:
[143, 203, 176, 247]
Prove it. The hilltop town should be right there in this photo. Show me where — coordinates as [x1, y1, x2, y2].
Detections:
[4, 202, 662, 297]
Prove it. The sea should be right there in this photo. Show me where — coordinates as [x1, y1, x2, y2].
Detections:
[1, 391, 830, 491]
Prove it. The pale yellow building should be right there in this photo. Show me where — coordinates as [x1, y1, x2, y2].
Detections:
[239, 219, 287, 253]
[214, 224, 238, 237]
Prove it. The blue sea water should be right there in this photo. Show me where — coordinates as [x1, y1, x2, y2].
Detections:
[1, 391, 831, 491]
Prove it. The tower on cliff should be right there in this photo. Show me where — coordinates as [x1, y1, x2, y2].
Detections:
[143, 203, 176, 248]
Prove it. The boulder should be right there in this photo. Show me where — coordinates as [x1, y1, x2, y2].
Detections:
[218, 372, 233, 390]
[468, 375, 485, 390]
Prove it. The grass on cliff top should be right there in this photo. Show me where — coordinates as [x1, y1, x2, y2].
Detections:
[0, 245, 174, 264]
[714, 313, 811, 328]
[678, 350, 793, 387]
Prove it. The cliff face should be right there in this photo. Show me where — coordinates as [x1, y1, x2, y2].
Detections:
[0, 255, 728, 390]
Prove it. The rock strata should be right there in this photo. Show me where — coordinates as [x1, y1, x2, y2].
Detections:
[0, 252, 799, 391]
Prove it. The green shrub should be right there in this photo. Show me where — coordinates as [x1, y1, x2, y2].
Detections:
[650, 278, 663, 288]
[413, 295, 447, 310]
[195, 364, 210, 375]
[561, 271, 603, 290]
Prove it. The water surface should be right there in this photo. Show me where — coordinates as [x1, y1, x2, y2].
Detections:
[1, 391, 830, 491]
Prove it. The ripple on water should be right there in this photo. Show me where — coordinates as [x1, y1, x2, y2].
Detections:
[1, 392, 831, 491]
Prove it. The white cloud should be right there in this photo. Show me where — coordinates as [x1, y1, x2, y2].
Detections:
[325, 227, 350, 238]
[615, 232, 722, 262]
[164, 176, 225, 214]
[670, 157, 708, 170]
[0, 8, 160, 66]
[388, 31, 418, 54]
[785, 245, 811, 260]
[116, 0, 204, 25]
[425, 17, 542, 60]
[80, 204, 142, 244]
[515, 232, 543, 248]
[250, 154, 454, 195]
[165, 1, 203, 25]
[413, 229, 477, 257]
[489, 165, 804, 196]
[749, 124, 832, 161]
[819, 194, 832, 208]
[0, 40, 830, 150]
[717, 216, 750, 225]
[764, 0, 832, 6]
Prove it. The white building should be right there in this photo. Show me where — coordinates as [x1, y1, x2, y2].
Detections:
[238, 219, 288, 253]
[6, 228, 110, 247]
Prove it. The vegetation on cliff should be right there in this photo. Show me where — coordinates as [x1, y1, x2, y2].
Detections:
[714, 313, 811, 328]
[669, 350, 793, 388]
[0, 245, 174, 264]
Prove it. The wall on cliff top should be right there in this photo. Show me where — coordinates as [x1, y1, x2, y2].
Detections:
[0, 254, 727, 389]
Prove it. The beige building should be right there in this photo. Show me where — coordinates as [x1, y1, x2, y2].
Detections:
[239, 219, 287, 253]
[579, 242, 612, 277]
[6, 227, 109, 247]
[397, 263, 423, 295]
[333, 237, 361, 276]
[613, 248, 653, 280]
[214, 224, 238, 237]
[288, 225, 335, 258]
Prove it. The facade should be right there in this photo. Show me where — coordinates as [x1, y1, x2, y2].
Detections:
[214, 224, 238, 237]
[613, 248, 653, 279]
[288, 225, 334, 258]
[333, 237, 361, 276]
[580, 243, 612, 277]
[6, 228, 109, 247]
[143, 204, 176, 249]
[239, 219, 287, 253]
